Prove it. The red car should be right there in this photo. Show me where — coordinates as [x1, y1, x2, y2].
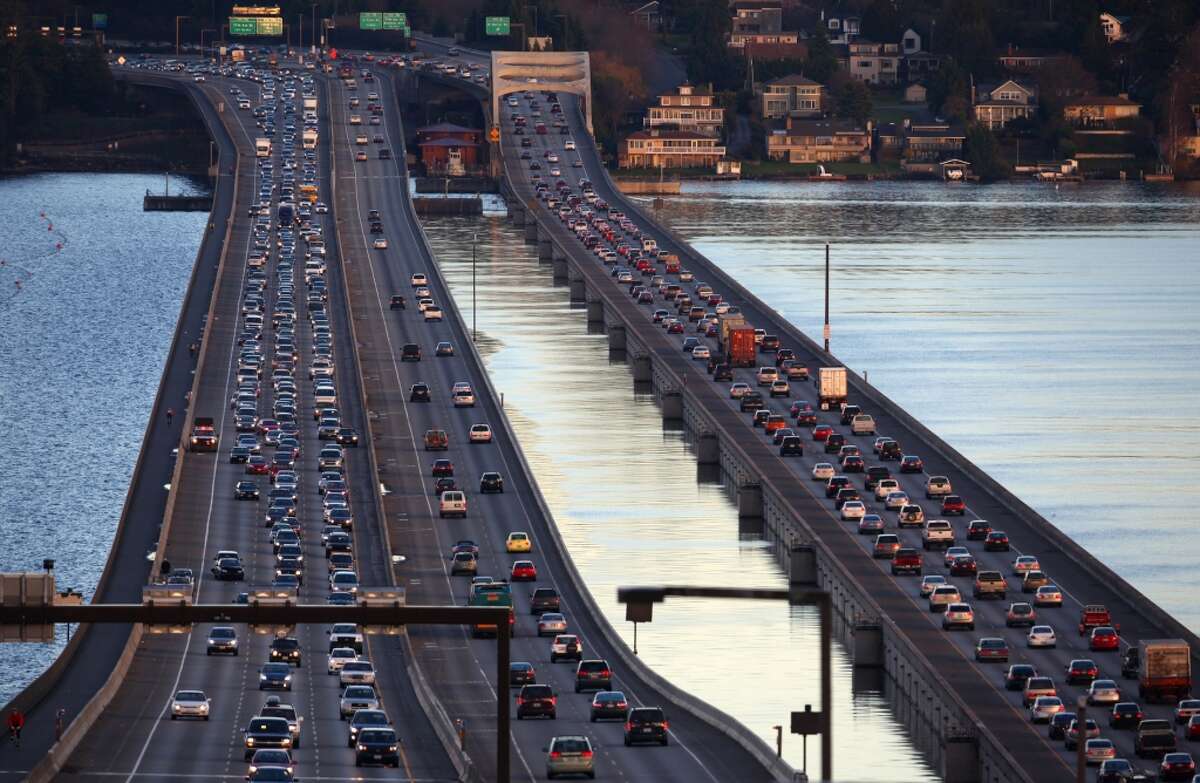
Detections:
[966, 520, 991, 540]
[431, 459, 454, 477]
[1187, 715, 1200, 740]
[941, 495, 967, 516]
[984, 531, 1010, 551]
[974, 637, 1010, 662]
[899, 455, 924, 473]
[247, 456, 270, 475]
[666, 321, 684, 334]
[812, 425, 834, 441]
[789, 401, 813, 416]
[890, 548, 922, 576]
[511, 560, 537, 582]
[1066, 659, 1100, 684]
[949, 555, 978, 576]
[1090, 627, 1121, 652]
[841, 455, 865, 472]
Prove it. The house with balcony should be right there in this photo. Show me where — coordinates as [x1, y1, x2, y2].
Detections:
[824, 14, 860, 45]
[996, 46, 1066, 72]
[621, 130, 726, 169]
[1063, 94, 1141, 127]
[902, 121, 966, 173]
[973, 80, 1038, 130]
[646, 83, 725, 138]
[758, 75, 824, 120]
[765, 117, 871, 163]
[1099, 12, 1130, 43]
[728, 1, 798, 49]
[848, 41, 901, 85]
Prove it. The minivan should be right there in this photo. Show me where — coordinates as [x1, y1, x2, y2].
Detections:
[439, 491, 467, 519]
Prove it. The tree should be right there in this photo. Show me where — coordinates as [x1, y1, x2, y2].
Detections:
[861, 0, 902, 44]
[685, 0, 738, 90]
[965, 124, 1009, 181]
[804, 24, 837, 84]
[833, 77, 873, 126]
[926, 60, 969, 119]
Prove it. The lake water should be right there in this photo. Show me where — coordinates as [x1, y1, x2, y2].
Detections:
[0, 173, 206, 703]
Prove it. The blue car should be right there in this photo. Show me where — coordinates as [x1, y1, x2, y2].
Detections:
[259, 663, 293, 690]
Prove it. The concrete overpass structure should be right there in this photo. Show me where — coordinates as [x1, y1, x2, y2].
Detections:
[491, 51, 592, 135]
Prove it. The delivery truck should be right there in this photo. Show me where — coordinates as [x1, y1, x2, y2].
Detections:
[718, 313, 747, 347]
[255, 137, 271, 158]
[302, 129, 318, 150]
[302, 96, 317, 112]
[817, 367, 848, 410]
[726, 328, 757, 368]
[1139, 639, 1191, 703]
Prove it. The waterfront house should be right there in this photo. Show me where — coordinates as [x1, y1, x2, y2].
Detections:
[903, 122, 966, 164]
[973, 80, 1038, 130]
[759, 75, 824, 120]
[729, 1, 799, 49]
[824, 14, 860, 45]
[621, 130, 726, 169]
[848, 41, 901, 86]
[766, 117, 871, 163]
[901, 28, 922, 55]
[903, 52, 942, 83]
[646, 83, 725, 138]
[1063, 94, 1141, 127]
[631, 1, 664, 32]
[416, 122, 482, 175]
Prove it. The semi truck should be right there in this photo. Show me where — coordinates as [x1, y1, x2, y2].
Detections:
[1138, 639, 1191, 703]
[189, 417, 219, 452]
[726, 328, 757, 368]
[718, 313, 747, 346]
[302, 97, 317, 112]
[255, 137, 271, 158]
[817, 367, 848, 410]
[302, 129, 318, 150]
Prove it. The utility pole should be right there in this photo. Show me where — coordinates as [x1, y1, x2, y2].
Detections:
[823, 243, 831, 353]
[175, 15, 189, 57]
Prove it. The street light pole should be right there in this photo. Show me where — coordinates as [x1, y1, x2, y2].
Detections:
[175, 15, 189, 57]
[823, 243, 831, 354]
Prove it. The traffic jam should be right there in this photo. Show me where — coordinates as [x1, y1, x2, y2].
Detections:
[453, 69, 1199, 781]
[331, 54, 684, 781]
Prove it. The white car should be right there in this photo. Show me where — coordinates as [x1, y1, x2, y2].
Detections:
[884, 491, 909, 511]
[417, 298, 435, 312]
[1027, 625, 1057, 648]
[550, 167, 561, 176]
[840, 501, 866, 521]
[755, 367, 779, 386]
[564, 140, 576, 150]
[715, 302, 732, 314]
[1084, 738, 1116, 766]
[919, 575, 946, 597]
[339, 685, 379, 718]
[1012, 556, 1040, 575]
[469, 424, 493, 443]
[329, 570, 359, 593]
[1029, 695, 1064, 723]
[373, 237, 388, 249]
[424, 306, 444, 322]
[439, 490, 467, 518]
[349, 114, 362, 125]
[537, 612, 568, 637]
[170, 690, 211, 720]
[411, 273, 427, 286]
[314, 202, 328, 213]
[679, 270, 694, 282]
[1087, 679, 1121, 706]
[729, 383, 752, 399]
[327, 647, 358, 674]
[942, 546, 970, 568]
[942, 603, 975, 630]
[339, 660, 376, 686]
[692, 345, 711, 360]
[928, 585, 961, 612]
[875, 479, 901, 501]
[811, 462, 835, 481]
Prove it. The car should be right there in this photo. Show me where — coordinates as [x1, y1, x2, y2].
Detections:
[550, 634, 582, 663]
[339, 685, 380, 718]
[1086, 738, 1118, 766]
[1089, 679, 1123, 706]
[243, 716, 293, 759]
[505, 532, 532, 553]
[269, 637, 303, 667]
[1110, 701, 1145, 729]
[1030, 695, 1065, 723]
[873, 533, 901, 559]
[1006, 602, 1037, 627]
[424, 306, 444, 321]
[942, 603, 975, 630]
[919, 575, 946, 597]
[929, 585, 961, 612]
[410, 383, 431, 402]
[247, 749, 294, 778]
[924, 476, 952, 498]
[170, 690, 211, 720]
[510, 661, 537, 686]
[355, 151, 367, 161]
[858, 514, 886, 534]
[1028, 625, 1058, 648]
[450, 551, 477, 575]
[373, 237, 388, 249]
[511, 560, 537, 581]
[840, 500, 866, 521]
[811, 462, 835, 481]
[891, 548, 921, 575]
[585, 691, 629, 723]
[1175, 699, 1200, 725]
[1005, 664, 1037, 691]
[235, 480, 260, 500]
[1091, 627, 1121, 651]
[975, 638, 1010, 662]
[212, 557, 245, 581]
[327, 647, 358, 674]
[983, 530, 1010, 551]
[259, 663, 293, 690]
[545, 735, 595, 779]
[340, 660, 377, 686]
[480, 471, 504, 493]
[943, 546, 970, 568]
[206, 626, 239, 655]
[517, 684, 558, 720]
[469, 423, 493, 443]
[1160, 753, 1196, 780]
[355, 726, 400, 768]
[1012, 555, 1040, 575]
[1066, 658, 1100, 685]
[531, 587, 561, 615]
[966, 520, 991, 540]
[693, 345, 711, 360]
[625, 706, 669, 746]
[1034, 584, 1063, 607]
[1095, 759, 1137, 783]
[940, 495, 966, 515]
[537, 613, 568, 637]
[1022, 676, 1057, 706]
[900, 454, 924, 473]
[1021, 570, 1050, 593]
[1049, 711, 1077, 740]
[898, 504, 926, 528]
[336, 428, 360, 446]
[949, 554, 978, 576]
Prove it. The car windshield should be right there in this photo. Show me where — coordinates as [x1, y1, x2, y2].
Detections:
[345, 686, 374, 698]
[248, 718, 289, 732]
[263, 664, 289, 675]
[176, 691, 205, 701]
[552, 738, 590, 753]
[359, 729, 396, 743]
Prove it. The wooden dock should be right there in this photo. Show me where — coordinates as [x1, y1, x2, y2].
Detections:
[143, 193, 213, 211]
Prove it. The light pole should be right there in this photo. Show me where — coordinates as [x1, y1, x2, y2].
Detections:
[618, 585, 833, 780]
[200, 28, 217, 60]
[471, 232, 478, 342]
[175, 15, 190, 57]
[823, 243, 830, 354]
[311, 2, 318, 52]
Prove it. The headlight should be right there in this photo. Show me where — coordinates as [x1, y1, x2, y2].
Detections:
[259, 674, 267, 680]
[358, 744, 368, 751]
[246, 737, 255, 746]
[284, 674, 292, 681]
[173, 704, 181, 711]
[389, 745, 398, 752]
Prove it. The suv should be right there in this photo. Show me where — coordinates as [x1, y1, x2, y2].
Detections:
[973, 571, 1008, 600]
[550, 634, 582, 663]
[531, 587, 561, 615]
[243, 716, 293, 759]
[259, 698, 301, 748]
[625, 706, 669, 746]
[516, 684, 557, 719]
[575, 659, 613, 693]
[922, 520, 955, 550]
[269, 637, 302, 667]
[328, 623, 363, 652]
[545, 736, 595, 780]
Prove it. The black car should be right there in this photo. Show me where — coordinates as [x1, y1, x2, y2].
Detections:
[211, 558, 245, 581]
[739, 393, 764, 412]
[336, 428, 359, 446]
[347, 708, 391, 747]
[1004, 664, 1036, 691]
[879, 439, 902, 460]
[409, 383, 431, 402]
[516, 684, 557, 720]
[824, 433, 846, 453]
[624, 706, 669, 746]
[590, 691, 629, 722]
[839, 405, 862, 425]
[434, 477, 457, 495]
[401, 343, 421, 361]
[574, 659, 612, 693]
[389, 295, 405, 309]
[712, 363, 733, 381]
[1048, 711, 1076, 740]
[510, 662, 536, 686]
[378, 148, 391, 159]
[230, 447, 252, 464]
[779, 436, 804, 457]
[354, 727, 400, 767]
[531, 587, 560, 615]
[243, 716, 293, 759]
[235, 481, 260, 500]
[435, 341, 455, 357]
[1110, 702, 1145, 729]
[269, 637, 302, 666]
[370, 221, 384, 234]
[480, 472, 504, 493]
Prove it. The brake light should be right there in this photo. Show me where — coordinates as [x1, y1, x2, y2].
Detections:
[581, 750, 594, 758]
[624, 722, 632, 731]
[549, 751, 561, 759]
[663, 720, 670, 730]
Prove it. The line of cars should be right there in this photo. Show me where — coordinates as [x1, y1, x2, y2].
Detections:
[496, 85, 1200, 782]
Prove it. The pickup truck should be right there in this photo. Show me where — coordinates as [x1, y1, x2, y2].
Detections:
[1078, 605, 1120, 636]
[890, 548, 922, 576]
[327, 623, 363, 652]
[922, 520, 955, 550]
[973, 571, 1008, 600]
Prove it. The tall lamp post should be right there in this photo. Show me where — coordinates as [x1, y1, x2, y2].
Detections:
[617, 585, 833, 781]
[823, 243, 831, 354]
[175, 15, 190, 57]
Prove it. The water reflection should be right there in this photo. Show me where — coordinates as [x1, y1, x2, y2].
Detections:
[423, 213, 937, 781]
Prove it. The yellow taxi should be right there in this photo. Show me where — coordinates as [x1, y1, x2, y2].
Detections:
[505, 532, 532, 553]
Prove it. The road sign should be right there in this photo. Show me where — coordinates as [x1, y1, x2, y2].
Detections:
[229, 16, 257, 36]
[257, 16, 282, 35]
[489, 126, 500, 143]
[485, 16, 511, 36]
[359, 12, 382, 30]
[92, 13, 107, 30]
[382, 12, 407, 30]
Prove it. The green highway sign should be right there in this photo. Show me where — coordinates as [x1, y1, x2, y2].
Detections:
[92, 13, 107, 29]
[229, 17, 257, 35]
[257, 16, 282, 35]
[382, 12, 407, 30]
[485, 16, 511, 36]
[359, 12, 382, 30]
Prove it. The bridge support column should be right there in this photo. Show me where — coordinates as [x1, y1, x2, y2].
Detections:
[538, 237, 554, 261]
[569, 276, 585, 303]
[789, 544, 817, 585]
[552, 257, 568, 283]
[941, 737, 980, 783]
[631, 355, 651, 382]
[523, 221, 538, 243]
[586, 299, 604, 324]
[696, 433, 719, 465]
[853, 622, 884, 668]
[737, 483, 763, 535]
[607, 325, 626, 352]
[510, 206, 525, 227]
[660, 391, 682, 421]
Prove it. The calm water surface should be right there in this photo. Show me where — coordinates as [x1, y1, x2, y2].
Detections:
[0, 173, 205, 702]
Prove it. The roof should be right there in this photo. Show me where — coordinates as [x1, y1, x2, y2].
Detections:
[631, 1, 660, 14]
[627, 130, 716, 140]
[731, 0, 783, 9]
[783, 118, 867, 135]
[418, 137, 480, 148]
[767, 74, 821, 87]
[417, 122, 480, 135]
[1066, 94, 1140, 107]
[907, 124, 966, 139]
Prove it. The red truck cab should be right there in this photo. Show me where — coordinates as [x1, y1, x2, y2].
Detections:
[1078, 605, 1120, 636]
